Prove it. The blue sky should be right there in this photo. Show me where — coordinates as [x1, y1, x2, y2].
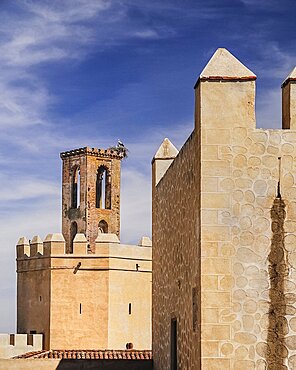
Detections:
[0, 0, 296, 331]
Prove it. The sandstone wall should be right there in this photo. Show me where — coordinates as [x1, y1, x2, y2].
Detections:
[152, 48, 296, 369]
[152, 132, 201, 369]
[17, 234, 152, 351]
[0, 334, 42, 359]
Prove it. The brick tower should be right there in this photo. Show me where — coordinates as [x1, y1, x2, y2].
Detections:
[60, 146, 124, 253]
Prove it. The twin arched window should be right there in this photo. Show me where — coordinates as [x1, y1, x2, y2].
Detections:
[71, 165, 111, 209]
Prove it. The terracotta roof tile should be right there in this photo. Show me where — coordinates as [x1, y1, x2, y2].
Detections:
[14, 349, 152, 360]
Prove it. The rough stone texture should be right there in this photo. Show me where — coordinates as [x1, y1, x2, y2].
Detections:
[152, 48, 296, 369]
[17, 235, 152, 351]
[61, 147, 123, 253]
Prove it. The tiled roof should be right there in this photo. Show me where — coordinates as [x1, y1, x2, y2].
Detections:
[14, 349, 152, 360]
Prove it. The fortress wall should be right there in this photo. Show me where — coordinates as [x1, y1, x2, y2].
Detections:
[0, 334, 42, 359]
[16, 233, 152, 351]
[153, 48, 296, 369]
[152, 132, 201, 369]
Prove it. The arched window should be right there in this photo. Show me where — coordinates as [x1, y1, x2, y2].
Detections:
[96, 166, 111, 209]
[98, 220, 108, 234]
[71, 167, 80, 208]
[70, 221, 77, 253]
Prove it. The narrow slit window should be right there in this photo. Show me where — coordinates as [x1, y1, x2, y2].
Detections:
[129, 303, 132, 315]
[80, 303, 82, 314]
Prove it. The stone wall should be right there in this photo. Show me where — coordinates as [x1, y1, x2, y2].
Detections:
[17, 233, 152, 351]
[0, 334, 42, 359]
[61, 147, 123, 253]
[152, 132, 201, 369]
[152, 48, 296, 369]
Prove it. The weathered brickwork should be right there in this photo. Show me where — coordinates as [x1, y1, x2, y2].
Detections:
[153, 49, 296, 369]
[17, 146, 152, 352]
[61, 147, 123, 253]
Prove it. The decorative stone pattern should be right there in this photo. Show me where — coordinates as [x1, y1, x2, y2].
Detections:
[152, 48, 296, 369]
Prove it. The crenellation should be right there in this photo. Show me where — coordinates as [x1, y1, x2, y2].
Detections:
[138, 236, 152, 247]
[43, 233, 65, 255]
[30, 235, 43, 256]
[60, 146, 124, 160]
[16, 237, 30, 258]
[0, 334, 43, 359]
[72, 233, 88, 254]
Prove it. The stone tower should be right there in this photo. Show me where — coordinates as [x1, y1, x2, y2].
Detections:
[60, 146, 124, 253]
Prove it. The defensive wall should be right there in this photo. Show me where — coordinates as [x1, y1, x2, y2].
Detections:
[17, 233, 152, 351]
[152, 48, 296, 369]
[0, 333, 42, 359]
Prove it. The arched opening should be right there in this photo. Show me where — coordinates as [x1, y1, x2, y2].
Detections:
[96, 166, 111, 209]
[98, 220, 108, 234]
[71, 167, 80, 208]
[70, 221, 77, 253]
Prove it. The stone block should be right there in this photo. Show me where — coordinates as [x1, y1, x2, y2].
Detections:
[202, 358, 231, 369]
[206, 129, 230, 144]
[201, 258, 230, 275]
[201, 291, 231, 308]
[16, 237, 30, 258]
[138, 236, 152, 247]
[201, 275, 218, 291]
[202, 160, 230, 177]
[73, 233, 87, 254]
[202, 308, 219, 323]
[202, 193, 230, 208]
[202, 226, 230, 241]
[201, 324, 230, 340]
[43, 233, 65, 255]
[30, 235, 43, 256]
[95, 233, 120, 244]
[201, 340, 219, 356]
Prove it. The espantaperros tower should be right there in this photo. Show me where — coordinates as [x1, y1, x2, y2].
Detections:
[61, 147, 122, 253]
[16, 146, 152, 352]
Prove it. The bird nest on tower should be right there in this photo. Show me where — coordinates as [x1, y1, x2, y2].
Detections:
[108, 140, 129, 158]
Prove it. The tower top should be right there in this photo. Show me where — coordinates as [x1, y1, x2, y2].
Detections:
[60, 146, 125, 160]
[196, 48, 256, 87]
[153, 138, 179, 161]
[282, 66, 296, 87]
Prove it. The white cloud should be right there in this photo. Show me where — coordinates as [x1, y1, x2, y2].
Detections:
[0, 175, 59, 202]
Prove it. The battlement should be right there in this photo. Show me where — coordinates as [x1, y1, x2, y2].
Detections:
[60, 146, 125, 160]
[16, 233, 152, 259]
[0, 333, 42, 359]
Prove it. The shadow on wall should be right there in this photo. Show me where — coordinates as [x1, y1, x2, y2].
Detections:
[0, 359, 153, 370]
[267, 197, 288, 368]
[56, 359, 153, 370]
